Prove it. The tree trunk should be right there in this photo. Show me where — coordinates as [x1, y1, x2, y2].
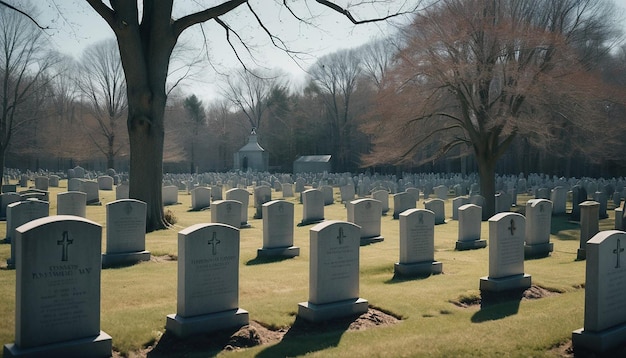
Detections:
[0, 148, 5, 186]
[477, 153, 496, 221]
[127, 90, 167, 232]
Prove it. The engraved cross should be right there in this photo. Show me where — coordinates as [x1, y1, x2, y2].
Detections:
[614, 238, 624, 269]
[508, 219, 516, 236]
[337, 227, 346, 245]
[208, 232, 220, 256]
[57, 231, 73, 262]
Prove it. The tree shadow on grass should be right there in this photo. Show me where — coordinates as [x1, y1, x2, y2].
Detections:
[551, 215, 580, 240]
[147, 326, 242, 358]
[471, 289, 524, 323]
[255, 315, 351, 358]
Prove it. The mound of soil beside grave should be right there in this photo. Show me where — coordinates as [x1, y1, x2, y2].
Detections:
[450, 285, 561, 308]
[113, 308, 399, 357]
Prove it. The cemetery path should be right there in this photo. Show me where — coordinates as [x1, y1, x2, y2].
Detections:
[113, 308, 399, 357]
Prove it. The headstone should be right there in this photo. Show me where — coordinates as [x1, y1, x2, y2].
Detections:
[433, 185, 448, 200]
[535, 188, 550, 200]
[191, 187, 211, 211]
[299, 189, 325, 226]
[451, 196, 469, 221]
[115, 183, 129, 200]
[424, 198, 445, 224]
[73, 166, 85, 178]
[19, 175, 28, 187]
[253, 185, 271, 219]
[405, 187, 420, 202]
[456, 204, 487, 250]
[392, 192, 416, 220]
[257, 200, 299, 258]
[2, 184, 17, 193]
[97, 176, 114, 191]
[162, 185, 178, 205]
[211, 185, 223, 201]
[616, 207, 623, 230]
[572, 230, 626, 352]
[294, 178, 306, 193]
[68, 178, 82, 192]
[571, 185, 588, 221]
[20, 189, 49, 202]
[297, 221, 368, 322]
[3, 216, 112, 357]
[57, 191, 87, 218]
[101, 199, 150, 267]
[78, 181, 99, 205]
[495, 191, 511, 213]
[320, 185, 334, 206]
[6, 200, 49, 269]
[225, 188, 250, 228]
[479, 212, 531, 292]
[282, 183, 294, 198]
[394, 209, 443, 277]
[347, 198, 383, 245]
[165, 223, 248, 337]
[577, 201, 600, 260]
[34, 176, 49, 191]
[593, 191, 609, 219]
[469, 194, 485, 208]
[340, 184, 355, 203]
[211, 200, 242, 229]
[49, 175, 60, 187]
[524, 199, 554, 258]
[551, 186, 567, 215]
[0, 192, 22, 219]
[372, 190, 389, 215]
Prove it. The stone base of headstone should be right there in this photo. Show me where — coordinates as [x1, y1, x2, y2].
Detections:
[165, 308, 249, 338]
[479, 274, 531, 293]
[297, 298, 368, 323]
[360, 235, 384, 246]
[240, 223, 251, 229]
[577, 248, 586, 260]
[6, 258, 14, 269]
[86, 199, 101, 206]
[297, 218, 324, 227]
[455, 239, 487, 251]
[101, 251, 151, 268]
[257, 246, 300, 258]
[394, 261, 442, 277]
[572, 323, 626, 353]
[524, 243, 553, 258]
[3, 331, 112, 358]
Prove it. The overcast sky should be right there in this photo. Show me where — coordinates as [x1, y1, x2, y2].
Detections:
[28, 0, 626, 103]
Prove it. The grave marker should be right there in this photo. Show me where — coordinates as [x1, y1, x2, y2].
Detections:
[394, 209, 443, 277]
[455, 204, 487, 250]
[347, 198, 383, 245]
[101, 199, 150, 267]
[524, 199, 554, 258]
[257, 200, 299, 258]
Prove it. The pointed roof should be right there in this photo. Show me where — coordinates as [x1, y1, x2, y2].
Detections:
[238, 128, 265, 152]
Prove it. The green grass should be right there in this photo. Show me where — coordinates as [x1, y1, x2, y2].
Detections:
[0, 182, 618, 357]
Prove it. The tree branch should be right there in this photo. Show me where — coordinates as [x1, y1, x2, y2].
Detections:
[172, 0, 247, 38]
[315, 0, 418, 24]
[0, 0, 48, 30]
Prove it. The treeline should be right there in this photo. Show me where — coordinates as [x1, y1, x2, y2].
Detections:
[4, 1, 626, 178]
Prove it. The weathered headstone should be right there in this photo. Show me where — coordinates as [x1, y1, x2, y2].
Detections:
[211, 185, 223, 201]
[253, 185, 271, 219]
[101, 199, 150, 267]
[57, 191, 87, 218]
[115, 183, 129, 200]
[593, 191, 609, 219]
[433, 185, 448, 200]
[524, 199, 554, 258]
[190, 187, 211, 211]
[3, 216, 112, 358]
[68, 178, 82, 192]
[392, 192, 416, 220]
[166, 223, 248, 337]
[572, 230, 626, 352]
[406, 187, 420, 203]
[49, 175, 60, 187]
[571, 185, 588, 221]
[97, 176, 114, 191]
[282, 183, 294, 198]
[551, 186, 567, 215]
[320, 185, 334, 206]
[299, 189, 325, 226]
[340, 183, 355, 203]
[257, 200, 299, 258]
[297, 221, 368, 322]
[479, 212, 531, 292]
[347, 198, 383, 245]
[162, 185, 178, 205]
[34, 176, 49, 191]
[6, 200, 49, 269]
[372, 190, 389, 215]
[211, 200, 242, 229]
[424, 198, 445, 224]
[495, 191, 511, 213]
[0, 192, 21, 220]
[225, 188, 250, 228]
[577, 201, 600, 260]
[79, 180, 100, 205]
[394, 209, 443, 277]
[616, 207, 623, 230]
[451, 196, 469, 221]
[456, 204, 487, 250]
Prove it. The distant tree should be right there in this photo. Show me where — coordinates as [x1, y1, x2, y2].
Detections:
[77, 39, 128, 170]
[0, 4, 55, 183]
[309, 49, 364, 172]
[364, 0, 623, 219]
[183, 94, 206, 173]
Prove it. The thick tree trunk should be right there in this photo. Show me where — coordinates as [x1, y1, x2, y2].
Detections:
[477, 154, 496, 221]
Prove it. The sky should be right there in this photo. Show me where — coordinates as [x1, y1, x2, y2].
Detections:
[23, 0, 626, 103]
[32, 0, 417, 103]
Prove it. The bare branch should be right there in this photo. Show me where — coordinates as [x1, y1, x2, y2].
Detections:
[0, 0, 48, 30]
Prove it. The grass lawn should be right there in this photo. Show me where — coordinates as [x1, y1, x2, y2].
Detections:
[0, 180, 619, 357]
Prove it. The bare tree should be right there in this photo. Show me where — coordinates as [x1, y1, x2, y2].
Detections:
[77, 39, 128, 170]
[0, 4, 55, 183]
[84, 0, 420, 231]
[363, 0, 623, 219]
[309, 48, 364, 172]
